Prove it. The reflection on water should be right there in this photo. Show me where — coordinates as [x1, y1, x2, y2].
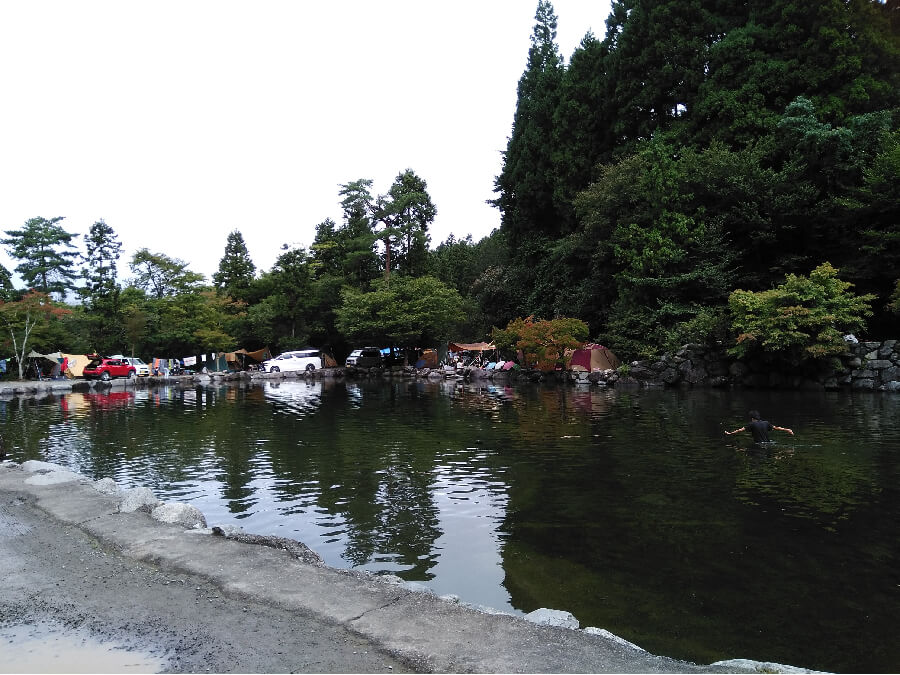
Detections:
[2, 381, 899, 671]
[0, 622, 166, 673]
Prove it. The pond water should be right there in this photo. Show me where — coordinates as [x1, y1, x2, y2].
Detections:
[2, 379, 899, 672]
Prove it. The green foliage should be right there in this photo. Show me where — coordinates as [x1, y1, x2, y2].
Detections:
[728, 262, 874, 364]
[493, 0, 565, 243]
[2, 216, 79, 299]
[577, 141, 737, 357]
[128, 249, 205, 299]
[888, 280, 900, 317]
[374, 170, 436, 280]
[336, 276, 465, 347]
[213, 230, 256, 300]
[0, 291, 72, 379]
[250, 245, 315, 352]
[79, 219, 123, 353]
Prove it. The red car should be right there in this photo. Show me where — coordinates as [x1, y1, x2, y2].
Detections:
[82, 356, 137, 381]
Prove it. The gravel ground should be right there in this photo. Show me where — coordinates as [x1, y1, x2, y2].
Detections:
[0, 493, 411, 673]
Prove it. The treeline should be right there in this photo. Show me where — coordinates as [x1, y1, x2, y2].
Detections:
[490, 0, 900, 357]
[2, 0, 898, 370]
[0, 170, 490, 366]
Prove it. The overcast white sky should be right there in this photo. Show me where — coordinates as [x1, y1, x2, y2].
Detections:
[0, 1, 611, 284]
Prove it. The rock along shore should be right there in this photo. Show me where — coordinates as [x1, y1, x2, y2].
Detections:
[2, 337, 898, 401]
[0, 460, 823, 674]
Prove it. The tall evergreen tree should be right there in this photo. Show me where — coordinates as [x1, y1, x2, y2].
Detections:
[493, 0, 565, 243]
[336, 179, 379, 287]
[551, 32, 612, 232]
[213, 230, 256, 300]
[692, 0, 900, 146]
[2, 216, 79, 299]
[80, 219, 124, 352]
[601, 0, 728, 150]
[376, 170, 435, 279]
[81, 219, 122, 302]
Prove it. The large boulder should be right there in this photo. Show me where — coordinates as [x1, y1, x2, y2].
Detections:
[119, 487, 160, 513]
[525, 608, 580, 629]
[151, 502, 207, 529]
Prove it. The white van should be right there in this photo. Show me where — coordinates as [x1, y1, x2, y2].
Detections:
[261, 349, 322, 373]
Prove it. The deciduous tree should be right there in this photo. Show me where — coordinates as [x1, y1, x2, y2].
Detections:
[492, 315, 588, 368]
[0, 291, 71, 379]
[728, 262, 874, 365]
[128, 249, 205, 299]
[336, 276, 464, 348]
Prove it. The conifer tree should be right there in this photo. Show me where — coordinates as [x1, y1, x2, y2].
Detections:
[213, 230, 256, 300]
[493, 0, 565, 243]
[80, 219, 124, 352]
[2, 216, 79, 299]
[81, 219, 122, 302]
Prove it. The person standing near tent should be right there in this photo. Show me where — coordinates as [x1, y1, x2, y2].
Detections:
[725, 410, 794, 443]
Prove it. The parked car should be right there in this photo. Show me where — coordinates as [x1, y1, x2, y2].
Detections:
[345, 348, 383, 368]
[111, 355, 151, 377]
[261, 349, 322, 373]
[82, 356, 137, 381]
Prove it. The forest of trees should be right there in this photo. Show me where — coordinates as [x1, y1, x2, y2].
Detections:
[1, 0, 898, 372]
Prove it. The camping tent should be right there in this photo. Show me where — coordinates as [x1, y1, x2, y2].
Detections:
[569, 344, 620, 372]
[26, 350, 65, 378]
[61, 353, 91, 378]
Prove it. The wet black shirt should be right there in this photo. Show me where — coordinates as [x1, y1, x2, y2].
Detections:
[747, 419, 774, 443]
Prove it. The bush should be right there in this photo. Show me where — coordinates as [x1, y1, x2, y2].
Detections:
[727, 263, 874, 365]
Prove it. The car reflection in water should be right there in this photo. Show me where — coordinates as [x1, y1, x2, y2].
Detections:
[263, 380, 324, 417]
[81, 391, 136, 409]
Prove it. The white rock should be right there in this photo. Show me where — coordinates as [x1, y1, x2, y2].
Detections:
[711, 659, 828, 674]
[93, 477, 121, 495]
[401, 581, 435, 595]
[25, 469, 83, 485]
[524, 608, 580, 629]
[151, 502, 207, 529]
[118, 487, 160, 512]
[583, 627, 645, 651]
[21, 460, 66, 473]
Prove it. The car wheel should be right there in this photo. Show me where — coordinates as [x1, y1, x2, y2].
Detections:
[128, 370, 135, 379]
[270, 366, 280, 373]
[306, 364, 316, 372]
[100, 371, 111, 382]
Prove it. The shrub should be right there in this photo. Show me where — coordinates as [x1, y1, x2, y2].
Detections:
[727, 263, 874, 365]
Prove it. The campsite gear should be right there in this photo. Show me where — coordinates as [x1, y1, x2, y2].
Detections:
[568, 344, 620, 372]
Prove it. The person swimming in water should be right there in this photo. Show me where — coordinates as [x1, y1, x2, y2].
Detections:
[725, 410, 794, 443]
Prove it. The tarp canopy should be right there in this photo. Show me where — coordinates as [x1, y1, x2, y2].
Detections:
[225, 347, 272, 364]
[569, 344, 620, 372]
[26, 350, 63, 362]
[448, 342, 495, 353]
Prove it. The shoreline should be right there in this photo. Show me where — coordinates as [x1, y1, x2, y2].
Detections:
[0, 459, 821, 674]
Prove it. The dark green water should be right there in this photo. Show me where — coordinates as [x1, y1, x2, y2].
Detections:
[3, 380, 899, 672]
